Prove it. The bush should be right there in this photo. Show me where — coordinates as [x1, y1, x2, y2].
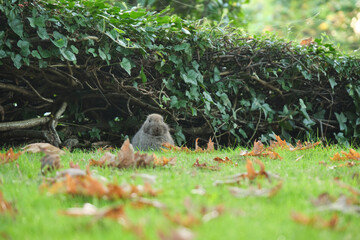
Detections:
[0, 0, 359, 147]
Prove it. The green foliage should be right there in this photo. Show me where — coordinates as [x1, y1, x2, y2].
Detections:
[0, 0, 359, 147]
[126, 0, 250, 27]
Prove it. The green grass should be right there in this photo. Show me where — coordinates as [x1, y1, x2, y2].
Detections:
[0, 145, 359, 240]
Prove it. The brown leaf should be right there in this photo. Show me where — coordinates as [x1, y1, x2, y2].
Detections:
[42, 171, 161, 200]
[240, 141, 282, 160]
[161, 143, 191, 153]
[131, 173, 157, 184]
[192, 159, 220, 171]
[207, 138, 214, 152]
[291, 212, 339, 229]
[158, 227, 195, 240]
[0, 148, 22, 164]
[164, 212, 201, 228]
[331, 149, 360, 161]
[131, 198, 167, 209]
[246, 159, 257, 180]
[0, 191, 17, 215]
[117, 139, 135, 168]
[69, 161, 80, 169]
[154, 155, 176, 166]
[23, 143, 65, 155]
[213, 156, 237, 166]
[334, 179, 360, 197]
[229, 181, 282, 198]
[60, 203, 126, 221]
[300, 37, 314, 46]
[41, 154, 61, 174]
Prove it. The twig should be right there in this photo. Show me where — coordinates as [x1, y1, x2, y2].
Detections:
[19, 76, 54, 103]
[250, 73, 283, 96]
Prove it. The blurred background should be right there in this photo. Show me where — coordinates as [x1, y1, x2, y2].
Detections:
[127, 0, 360, 54]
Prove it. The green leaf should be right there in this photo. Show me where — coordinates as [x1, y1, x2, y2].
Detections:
[329, 77, 337, 90]
[51, 31, 67, 48]
[70, 45, 79, 54]
[28, 16, 45, 28]
[17, 40, 30, 57]
[60, 48, 76, 61]
[181, 70, 198, 85]
[299, 98, 310, 120]
[140, 66, 147, 83]
[11, 53, 22, 69]
[98, 48, 106, 60]
[8, 18, 23, 37]
[31, 50, 41, 59]
[335, 112, 347, 132]
[120, 57, 132, 75]
[0, 50, 6, 59]
[181, 28, 190, 35]
[37, 27, 50, 40]
[203, 91, 213, 103]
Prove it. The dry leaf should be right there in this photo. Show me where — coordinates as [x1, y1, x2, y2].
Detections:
[69, 161, 80, 169]
[131, 198, 167, 209]
[229, 181, 282, 198]
[0, 148, 22, 164]
[213, 156, 237, 166]
[162, 138, 214, 153]
[41, 154, 61, 174]
[60, 203, 126, 221]
[291, 212, 339, 229]
[240, 141, 282, 160]
[41, 170, 160, 200]
[131, 173, 157, 184]
[158, 227, 195, 240]
[23, 143, 65, 155]
[300, 37, 314, 46]
[90, 140, 175, 169]
[0, 191, 17, 215]
[331, 149, 360, 161]
[334, 179, 360, 197]
[192, 159, 220, 171]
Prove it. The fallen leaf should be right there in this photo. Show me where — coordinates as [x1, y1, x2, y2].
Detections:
[331, 149, 360, 161]
[23, 143, 65, 155]
[41, 170, 161, 200]
[334, 179, 360, 197]
[131, 173, 157, 184]
[69, 161, 80, 169]
[0, 148, 22, 164]
[191, 186, 206, 196]
[192, 159, 220, 171]
[213, 156, 237, 166]
[291, 212, 339, 229]
[0, 191, 17, 215]
[164, 212, 201, 228]
[158, 227, 195, 240]
[41, 154, 61, 174]
[60, 203, 126, 221]
[229, 181, 282, 198]
[300, 37, 314, 46]
[131, 198, 167, 209]
[240, 141, 282, 160]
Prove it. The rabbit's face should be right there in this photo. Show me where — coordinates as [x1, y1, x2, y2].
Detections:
[143, 114, 169, 136]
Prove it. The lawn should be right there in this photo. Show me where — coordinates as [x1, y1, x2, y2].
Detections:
[0, 140, 359, 240]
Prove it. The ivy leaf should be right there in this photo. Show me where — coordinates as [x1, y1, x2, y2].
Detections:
[8, 18, 23, 37]
[51, 31, 67, 48]
[37, 27, 50, 40]
[329, 77, 337, 90]
[17, 40, 30, 57]
[31, 50, 41, 59]
[11, 53, 22, 69]
[335, 112, 347, 133]
[140, 66, 147, 83]
[60, 48, 76, 62]
[120, 57, 132, 75]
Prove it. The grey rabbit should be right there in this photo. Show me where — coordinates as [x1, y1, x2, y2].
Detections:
[131, 113, 174, 150]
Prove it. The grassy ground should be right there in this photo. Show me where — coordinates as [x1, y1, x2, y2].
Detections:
[0, 144, 359, 240]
